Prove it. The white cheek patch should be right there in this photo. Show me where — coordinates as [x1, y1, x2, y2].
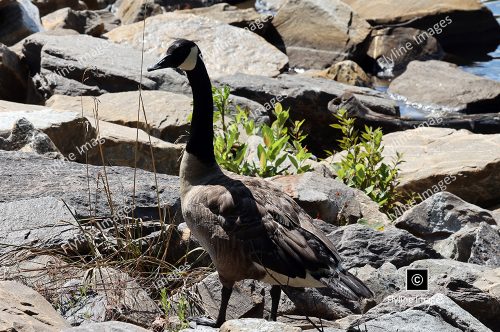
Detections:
[179, 46, 199, 71]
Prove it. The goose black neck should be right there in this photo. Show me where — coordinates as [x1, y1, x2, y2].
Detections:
[185, 59, 215, 165]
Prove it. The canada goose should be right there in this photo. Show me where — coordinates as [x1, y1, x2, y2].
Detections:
[148, 39, 373, 327]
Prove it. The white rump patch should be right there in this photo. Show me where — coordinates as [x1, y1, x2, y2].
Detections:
[256, 263, 326, 288]
[179, 46, 199, 71]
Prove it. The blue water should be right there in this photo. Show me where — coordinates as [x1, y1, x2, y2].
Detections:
[460, 0, 500, 81]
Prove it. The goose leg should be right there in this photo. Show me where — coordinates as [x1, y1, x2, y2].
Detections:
[270, 285, 281, 321]
[188, 284, 233, 328]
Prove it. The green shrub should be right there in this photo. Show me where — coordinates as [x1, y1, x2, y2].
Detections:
[330, 109, 404, 213]
[211, 86, 313, 177]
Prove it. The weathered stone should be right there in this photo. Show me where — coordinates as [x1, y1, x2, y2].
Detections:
[20, 33, 190, 98]
[272, 0, 371, 69]
[395, 192, 497, 241]
[105, 13, 288, 78]
[86, 120, 183, 175]
[0, 100, 93, 156]
[271, 172, 390, 226]
[0, 43, 41, 103]
[220, 319, 301, 332]
[0, 196, 83, 256]
[381, 127, 500, 207]
[348, 293, 492, 332]
[182, 3, 270, 34]
[112, 0, 163, 24]
[0, 0, 43, 46]
[0, 117, 60, 156]
[216, 73, 399, 154]
[46, 91, 191, 142]
[0, 150, 181, 219]
[81, 0, 115, 10]
[367, 27, 443, 77]
[434, 222, 500, 267]
[62, 321, 150, 332]
[32, 0, 86, 16]
[41, 7, 105, 36]
[0, 280, 70, 331]
[255, 0, 286, 13]
[388, 60, 500, 114]
[58, 267, 161, 327]
[341, 0, 500, 53]
[327, 224, 441, 269]
[308, 60, 371, 87]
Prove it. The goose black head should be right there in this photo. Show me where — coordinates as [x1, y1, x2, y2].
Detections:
[147, 39, 202, 72]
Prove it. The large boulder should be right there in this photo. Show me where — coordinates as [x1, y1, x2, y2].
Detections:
[0, 100, 92, 156]
[271, 172, 390, 226]
[216, 73, 399, 154]
[220, 319, 301, 332]
[62, 321, 150, 332]
[327, 224, 441, 269]
[0, 43, 41, 103]
[32, 0, 86, 16]
[111, 0, 163, 24]
[105, 13, 288, 78]
[395, 192, 497, 241]
[388, 60, 500, 114]
[367, 27, 443, 77]
[381, 127, 500, 207]
[0, 150, 180, 219]
[41, 7, 106, 36]
[0, 281, 70, 331]
[341, 0, 500, 53]
[434, 222, 500, 267]
[272, 0, 371, 69]
[0, 0, 43, 46]
[20, 33, 190, 98]
[348, 293, 493, 332]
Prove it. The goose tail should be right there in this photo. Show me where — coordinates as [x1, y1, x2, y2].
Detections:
[321, 270, 373, 301]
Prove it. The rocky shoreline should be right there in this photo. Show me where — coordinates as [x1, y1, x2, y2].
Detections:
[1, 0, 500, 331]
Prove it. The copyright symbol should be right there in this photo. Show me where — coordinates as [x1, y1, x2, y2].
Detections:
[411, 274, 423, 286]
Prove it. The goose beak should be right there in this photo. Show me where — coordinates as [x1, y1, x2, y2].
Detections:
[147, 54, 175, 72]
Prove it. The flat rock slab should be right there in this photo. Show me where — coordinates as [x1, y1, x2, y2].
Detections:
[0, 100, 92, 156]
[388, 60, 500, 114]
[0, 150, 180, 219]
[62, 321, 150, 332]
[21, 32, 190, 97]
[220, 318, 302, 332]
[46, 91, 192, 143]
[381, 127, 500, 206]
[272, 0, 371, 69]
[341, 0, 500, 51]
[0, 280, 70, 331]
[104, 13, 288, 78]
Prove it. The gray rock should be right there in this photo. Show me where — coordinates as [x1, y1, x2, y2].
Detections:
[0, 43, 41, 103]
[0, 280, 70, 331]
[41, 7, 106, 36]
[0, 150, 181, 219]
[270, 172, 390, 226]
[216, 73, 399, 154]
[272, 0, 371, 69]
[21, 33, 190, 98]
[349, 262, 403, 304]
[327, 224, 441, 269]
[434, 222, 500, 267]
[395, 192, 497, 241]
[105, 12, 288, 78]
[220, 318, 301, 332]
[367, 27, 443, 78]
[0, 197, 83, 256]
[0, 117, 61, 156]
[32, 0, 86, 16]
[388, 60, 500, 114]
[61, 321, 150, 331]
[0, 0, 43, 46]
[112, 0, 163, 25]
[58, 267, 161, 328]
[348, 293, 492, 332]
